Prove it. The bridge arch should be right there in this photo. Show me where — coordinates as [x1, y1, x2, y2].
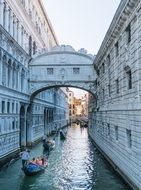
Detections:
[29, 45, 97, 101]
[30, 84, 96, 102]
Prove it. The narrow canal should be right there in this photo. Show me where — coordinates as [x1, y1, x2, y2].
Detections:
[0, 124, 131, 190]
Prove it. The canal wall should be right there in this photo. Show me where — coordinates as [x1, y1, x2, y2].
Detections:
[89, 127, 141, 190]
[90, 0, 141, 190]
[0, 149, 20, 168]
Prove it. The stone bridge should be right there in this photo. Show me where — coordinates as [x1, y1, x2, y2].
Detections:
[29, 45, 97, 100]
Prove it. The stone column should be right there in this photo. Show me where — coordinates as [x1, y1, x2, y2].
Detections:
[0, 0, 4, 26]
[5, 2, 9, 31]
[13, 15, 16, 40]
[9, 11, 13, 37]
[0, 50, 3, 84]
[14, 19, 18, 42]
[21, 26, 24, 48]
[17, 23, 21, 46]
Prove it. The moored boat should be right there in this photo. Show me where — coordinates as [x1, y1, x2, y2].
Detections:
[23, 162, 47, 176]
[60, 130, 66, 140]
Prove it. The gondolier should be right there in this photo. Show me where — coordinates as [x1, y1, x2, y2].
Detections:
[20, 149, 30, 169]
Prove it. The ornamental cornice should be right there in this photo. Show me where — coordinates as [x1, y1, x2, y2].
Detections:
[94, 0, 139, 66]
[31, 50, 94, 65]
[0, 25, 29, 57]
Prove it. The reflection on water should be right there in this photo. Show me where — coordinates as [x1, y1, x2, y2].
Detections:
[0, 124, 131, 190]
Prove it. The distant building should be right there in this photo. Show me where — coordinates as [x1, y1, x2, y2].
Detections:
[68, 89, 88, 118]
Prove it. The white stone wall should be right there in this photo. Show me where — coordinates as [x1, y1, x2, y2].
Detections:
[90, 0, 141, 189]
[0, 0, 68, 161]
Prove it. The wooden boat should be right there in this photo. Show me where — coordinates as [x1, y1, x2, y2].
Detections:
[60, 131, 66, 140]
[43, 140, 55, 151]
[23, 162, 47, 176]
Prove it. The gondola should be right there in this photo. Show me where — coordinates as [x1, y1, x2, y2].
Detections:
[60, 131, 66, 140]
[43, 140, 55, 151]
[23, 162, 47, 176]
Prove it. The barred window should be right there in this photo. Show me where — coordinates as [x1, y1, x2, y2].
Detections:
[47, 68, 53, 75]
[127, 70, 132, 89]
[108, 84, 111, 97]
[73, 68, 80, 74]
[107, 124, 110, 136]
[126, 129, 132, 148]
[7, 102, 10, 113]
[125, 66, 132, 90]
[115, 79, 119, 94]
[102, 63, 105, 74]
[107, 54, 111, 66]
[2, 101, 5, 113]
[115, 41, 119, 57]
[115, 126, 118, 140]
[126, 24, 131, 44]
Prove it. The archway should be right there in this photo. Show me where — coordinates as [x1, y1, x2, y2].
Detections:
[26, 105, 32, 146]
[44, 108, 48, 135]
[19, 105, 26, 148]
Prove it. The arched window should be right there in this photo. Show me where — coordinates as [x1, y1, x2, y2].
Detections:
[12, 62, 16, 88]
[8, 59, 12, 87]
[21, 68, 25, 91]
[2, 55, 7, 86]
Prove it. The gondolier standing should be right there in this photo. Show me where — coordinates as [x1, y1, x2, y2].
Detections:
[20, 149, 30, 169]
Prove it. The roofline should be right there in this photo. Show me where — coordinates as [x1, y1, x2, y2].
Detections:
[39, 0, 59, 46]
[94, 0, 139, 65]
[29, 50, 94, 65]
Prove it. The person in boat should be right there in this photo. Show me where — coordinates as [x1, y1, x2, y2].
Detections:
[60, 130, 65, 138]
[35, 156, 47, 166]
[20, 148, 30, 169]
[42, 135, 46, 143]
[36, 157, 41, 165]
[31, 157, 36, 163]
[43, 140, 50, 150]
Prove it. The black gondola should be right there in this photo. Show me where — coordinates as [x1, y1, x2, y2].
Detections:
[43, 140, 55, 156]
[23, 162, 47, 176]
[60, 130, 66, 140]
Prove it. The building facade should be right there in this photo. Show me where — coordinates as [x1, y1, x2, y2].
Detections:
[89, 0, 141, 189]
[0, 0, 68, 165]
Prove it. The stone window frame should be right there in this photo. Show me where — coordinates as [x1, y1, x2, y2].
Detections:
[102, 62, 105, 74]
[12, 102, 14, 113]
[115, 126, 118, 141]
[107, 123, 110, 136]
[126, 24, 131, 44]
[73, 67, 80, 75]
[108, 83, 111, 97]
[115, 78, 119, 94]
[126, 129, 132, 148]
[47, 68, 53, 75]
[7, 101, 10, 114]
[115, 41, 119, 57]
[107, 54, 111, 66]
[2, 54, 7, 86]
[124, 66, 132, 90]
[2, 100, 5, 113]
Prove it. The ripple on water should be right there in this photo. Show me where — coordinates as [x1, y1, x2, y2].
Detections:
[0, 125, 131, 190]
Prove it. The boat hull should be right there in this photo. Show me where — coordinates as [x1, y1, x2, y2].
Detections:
[23, 162, 46, 176]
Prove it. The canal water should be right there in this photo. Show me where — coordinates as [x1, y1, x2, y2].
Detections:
[0, 124, 131, 190]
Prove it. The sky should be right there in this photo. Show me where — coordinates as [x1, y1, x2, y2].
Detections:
[42, 0, 121, 98]
[42, 0, 121, 55]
